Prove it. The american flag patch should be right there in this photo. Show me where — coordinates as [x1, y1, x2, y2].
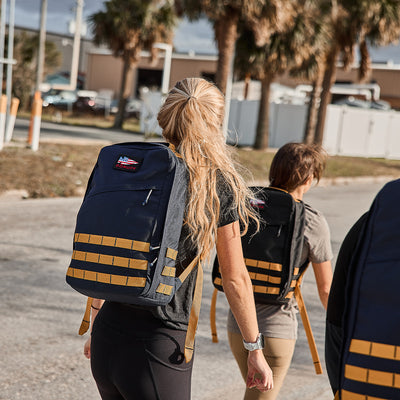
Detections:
[114, 155, 142, 172]
[117, 156, 138, 166]
[250, 198, 266, 209]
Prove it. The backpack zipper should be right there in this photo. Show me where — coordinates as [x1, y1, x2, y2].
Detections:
[142, 189, 153, 206]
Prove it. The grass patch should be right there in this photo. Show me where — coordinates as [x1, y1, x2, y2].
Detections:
[1, 142, 399, 199]
[235, 148, 400, 182]
[324, 155, 400, 178]
[0, 142, 103, 198]
[17, 111, 141, 133]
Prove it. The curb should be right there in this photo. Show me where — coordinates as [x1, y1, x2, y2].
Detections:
[0, 176, 396, 202]
[250, 175, 396, 188]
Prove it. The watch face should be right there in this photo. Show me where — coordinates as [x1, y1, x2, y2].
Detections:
[243, 334, 264, 351]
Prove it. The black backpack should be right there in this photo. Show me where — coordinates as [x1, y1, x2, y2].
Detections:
[66, 142, 201, 362]
[335, 179, 400, 399]
[212, 186, 308, 303]
[211, 186, 322, 374]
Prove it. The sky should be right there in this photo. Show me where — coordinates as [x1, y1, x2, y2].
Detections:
[11, 0, 400, 62]
[12, 0, 217, 54]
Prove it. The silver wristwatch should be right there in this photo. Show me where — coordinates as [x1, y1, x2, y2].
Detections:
[243, 333, 265, 351]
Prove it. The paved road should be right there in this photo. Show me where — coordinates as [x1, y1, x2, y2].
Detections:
[0, 179, 389, 400]
[12, 118, 145, 144]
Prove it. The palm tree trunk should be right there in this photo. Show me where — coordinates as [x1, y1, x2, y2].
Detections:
[314, 46, 339, 145]
[113, 55, 131, 129]
[303, 66, 324, 144]
[254, 75, 273, 150]
[244, 72, 251, 99]
[214, 9, 240, 94]
[358, 38, 371, 83]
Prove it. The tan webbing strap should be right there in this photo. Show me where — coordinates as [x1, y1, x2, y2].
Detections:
[210, 288, 219, 343]
[184, 261, 203, 363]
[168, 143, 182, 158]
[294, 280, 323, 374]
[79, 297, 93, 335]
[269, 186, 289, 194]
[350, 338, 400, 361]
[178, 257, 198, 283]
[340, 389, 388, 400]
[334, 390, 340, 400]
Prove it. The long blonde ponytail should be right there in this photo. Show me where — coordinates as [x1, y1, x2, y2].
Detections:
[157, 78, 258, 261]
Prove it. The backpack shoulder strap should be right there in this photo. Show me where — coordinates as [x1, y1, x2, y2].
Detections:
[178, 257, 199, 284]
[334, 391, 340, 400]
[184, 260, 203, 363]
[210, 288, 219, 343]
[78, 297, 93, 335]
[294, 272, 323, 375]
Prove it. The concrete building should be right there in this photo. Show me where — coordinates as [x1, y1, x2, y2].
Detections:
[86, 49, 217, 99]
[85, 47, 400, 109]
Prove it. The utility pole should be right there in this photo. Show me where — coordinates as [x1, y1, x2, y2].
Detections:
[70, 0, 83, 91]
[6, 0, 15, 115]
[36, 0, 48, 92]
[0, 0, 7, 91]
[51, 0, 83, 91]
[152, 43, 172, 95]
[222, 43, 235, 138]
[28, 0, 47, 149]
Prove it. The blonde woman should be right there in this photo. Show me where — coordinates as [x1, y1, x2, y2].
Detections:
[83, 78, 273, 400]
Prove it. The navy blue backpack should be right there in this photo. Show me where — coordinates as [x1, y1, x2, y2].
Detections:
[66, 142, 202, 361]
[336, 179, 400, 399]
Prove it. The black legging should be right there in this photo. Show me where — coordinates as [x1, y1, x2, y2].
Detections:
[90, 302, 193, 400]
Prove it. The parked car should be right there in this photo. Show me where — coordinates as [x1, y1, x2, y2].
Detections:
[370, 100, 391, 111]
[72, 90, 99, 113]
[333, 96, 371, 109]
[110, 98, 142, 118]
[333, 96, 391, 111]
[42, 89, 78, 111]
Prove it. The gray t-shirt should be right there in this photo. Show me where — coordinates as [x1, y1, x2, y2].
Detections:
[227, 203, 333, 339]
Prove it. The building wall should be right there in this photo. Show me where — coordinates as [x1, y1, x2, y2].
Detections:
[86, 51, 217, 98]
[86, 52, 125, 97]
[87, 49, 400, 108]
[167, 56, 217, 86]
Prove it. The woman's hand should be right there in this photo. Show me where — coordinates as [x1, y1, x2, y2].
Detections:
[83, 298, 104, 359]
[84, 336, 91, 359]
[246, 350, 274, 392]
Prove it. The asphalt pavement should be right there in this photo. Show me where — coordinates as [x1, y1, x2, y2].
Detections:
[0, 179, 389, 400]
[12, 118, 145, 144]
[0, 121, 393, 399]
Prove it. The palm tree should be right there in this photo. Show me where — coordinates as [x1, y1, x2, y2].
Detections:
[175, 0, 292, 95]
[235, 2, 320, 150]
[174, 0, 242, 94]
[89, 0, 176, 129]
[289, 0, 332, 145]
[11, 32, 61, 109]
[313, 1, 354, 145]
[314, 0, 400, 145]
